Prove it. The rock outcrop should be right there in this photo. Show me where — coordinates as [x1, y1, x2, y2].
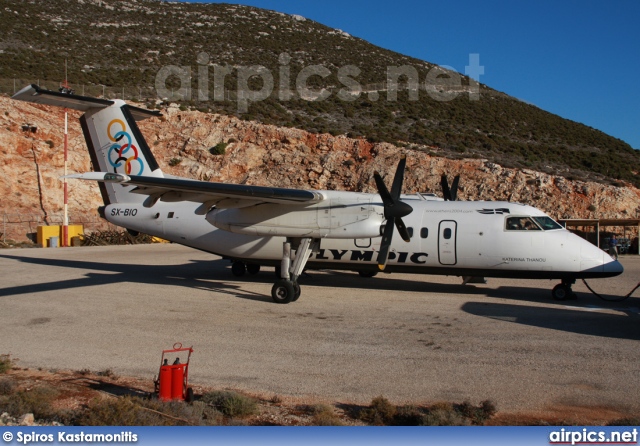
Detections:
[1, 96, 638, 242]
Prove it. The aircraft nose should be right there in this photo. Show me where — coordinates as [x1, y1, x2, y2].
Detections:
[603, 259, 624, 275]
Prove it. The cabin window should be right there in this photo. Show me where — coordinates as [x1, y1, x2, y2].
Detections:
[443, 228, 452, 239]
[506, 216, 541, 231]
[168, 212, 175, 218]
[407, 227, 414, 238]
[420, 228, 428, 239]
[532, 216, 563, 231]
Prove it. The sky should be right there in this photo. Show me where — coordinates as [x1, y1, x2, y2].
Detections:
[180, 0, 640, 150]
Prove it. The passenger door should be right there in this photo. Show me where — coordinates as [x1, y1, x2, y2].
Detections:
[438, 220, 457, 265]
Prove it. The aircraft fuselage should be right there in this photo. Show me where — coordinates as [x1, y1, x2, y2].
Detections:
[105, 193, 621, 281]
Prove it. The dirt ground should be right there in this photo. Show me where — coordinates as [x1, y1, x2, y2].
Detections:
[1, 364, 635, 426]
[1, 246, 639, 426]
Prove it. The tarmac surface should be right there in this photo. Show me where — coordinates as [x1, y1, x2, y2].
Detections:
[0, 244, 638, 415]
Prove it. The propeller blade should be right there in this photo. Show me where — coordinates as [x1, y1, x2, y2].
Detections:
[395, 217, 411, 242]
[441, 174, 452, 201]
[450, 175, 460, 201]
[390, 155, 407, 200]
[377, 219, 395, 270]
[373, 171, 393, 207]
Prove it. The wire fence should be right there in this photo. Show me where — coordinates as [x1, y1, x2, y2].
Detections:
[1, 77, 481, 103]
[1, 213, 114, 244]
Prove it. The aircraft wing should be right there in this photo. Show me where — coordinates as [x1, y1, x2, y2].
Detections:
[65, 173, 325, 207]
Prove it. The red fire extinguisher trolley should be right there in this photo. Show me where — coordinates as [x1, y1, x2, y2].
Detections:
[154, 343, 194, 402]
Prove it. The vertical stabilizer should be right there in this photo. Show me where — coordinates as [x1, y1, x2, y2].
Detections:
[80, 101, 163, 204]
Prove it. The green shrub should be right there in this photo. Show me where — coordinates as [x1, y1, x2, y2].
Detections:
[359, 396, 396, 425]
[79, 397, 159, 426]
[421, 405, 470, 426]
[456, 400, 497, 424]
[0, 379, 16, 396]
[308, 404, 343, 426]
[608, 417, 640, 426]
[0, 385, 59, 421]
[79, 396, 222, 426]
[200, 391, 258, 418]
[0, 355, 11, 374]
[168, 157, 182, 166]
[209, 143, 228, 156]
[394, 404, 424, 425]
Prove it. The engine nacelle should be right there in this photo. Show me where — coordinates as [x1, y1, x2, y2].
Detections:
[206, 200, 384, 239]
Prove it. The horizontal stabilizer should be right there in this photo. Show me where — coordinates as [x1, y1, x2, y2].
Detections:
[12, 84, 161, 121]
[12, 84, 113, 111]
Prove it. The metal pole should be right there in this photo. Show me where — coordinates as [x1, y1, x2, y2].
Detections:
[62, 60, 69, 247]
[63, 107, 69, 247]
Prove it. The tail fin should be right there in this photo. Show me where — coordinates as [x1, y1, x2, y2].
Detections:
[12, 84, 163, 205]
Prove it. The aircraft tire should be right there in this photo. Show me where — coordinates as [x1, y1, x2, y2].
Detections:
[247, 264, 260, 275]
[358, 271, 378, 278]
[291, 282, 301, 302]
[552, 284, 571, 300]
[231, 261, 246, 277]
[271, 280, 294, 304]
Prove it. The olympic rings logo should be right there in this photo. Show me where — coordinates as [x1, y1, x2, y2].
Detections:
[107, 119, 145, 175]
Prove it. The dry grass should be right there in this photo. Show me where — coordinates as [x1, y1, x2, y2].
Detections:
[0, 384, 60, 421]
[0, 354, 12, 374]
[200, 390, 258, 418]
[78, 397, 222, 426]
[307, 404, 344, 426]
[0, 366, 632, 426]
[357, 397, 498, 426]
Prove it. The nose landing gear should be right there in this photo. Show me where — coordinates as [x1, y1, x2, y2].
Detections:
[552, 279, 577, 301]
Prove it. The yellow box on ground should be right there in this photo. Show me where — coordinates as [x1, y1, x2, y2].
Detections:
[37, 225, 84, 247]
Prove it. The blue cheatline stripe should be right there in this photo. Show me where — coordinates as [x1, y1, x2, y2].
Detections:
[3, 426, 637, 446]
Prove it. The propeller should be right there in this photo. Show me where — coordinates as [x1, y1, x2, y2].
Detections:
[440, 174, 460, 201]
[373, 156, 413, 270]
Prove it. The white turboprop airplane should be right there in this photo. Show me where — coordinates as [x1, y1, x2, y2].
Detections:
[13, 85, 623, 303]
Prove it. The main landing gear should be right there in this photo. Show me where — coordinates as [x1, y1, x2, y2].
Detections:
[271, 237, 318, 304]
[231, 261, 260, 277]
[552, 279, 577, 301]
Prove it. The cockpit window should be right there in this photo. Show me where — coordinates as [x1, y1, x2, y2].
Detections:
[506, 217, 541, 231]
[532, 216, 563, 231]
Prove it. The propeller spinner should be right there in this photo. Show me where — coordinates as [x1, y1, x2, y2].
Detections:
[373, 156, 413, 270]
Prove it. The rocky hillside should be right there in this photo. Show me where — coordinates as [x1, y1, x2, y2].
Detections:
[0, 0, 639, 187]
[1, 95, 638, 242]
